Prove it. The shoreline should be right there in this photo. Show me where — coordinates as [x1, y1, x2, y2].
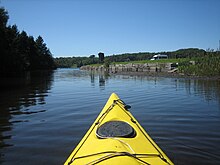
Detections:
[108, 71, 220, 80]
[80, 64, 220, 80]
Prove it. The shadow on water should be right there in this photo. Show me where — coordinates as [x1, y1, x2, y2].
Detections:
[0, 70, 54, 162]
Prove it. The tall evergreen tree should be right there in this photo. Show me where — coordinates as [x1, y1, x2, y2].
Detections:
[35, 35, 56, 69]
[0, 8, 9, 73]
[0, 7, 8, 27]
[0, 7, 56, 75]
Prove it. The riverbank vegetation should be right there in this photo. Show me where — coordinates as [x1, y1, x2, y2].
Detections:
[55, 48, 220, 77]
[178, 51, 220, 77]
[55, 48, 205, 67]
[0, 7, 56, 76]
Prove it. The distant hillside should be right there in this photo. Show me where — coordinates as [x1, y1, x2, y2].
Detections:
[54, 48, 206, 68]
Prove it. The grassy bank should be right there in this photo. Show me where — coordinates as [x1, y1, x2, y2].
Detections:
[89, 58, 188, 66]
[178, 53, 220, 77]
[111, 58, 188, 65]
[88, 52, 220, 77]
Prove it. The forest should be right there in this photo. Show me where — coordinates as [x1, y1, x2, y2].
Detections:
[0, 7, 56, 76]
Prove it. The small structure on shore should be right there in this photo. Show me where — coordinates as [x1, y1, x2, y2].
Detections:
[150, 54, 168, 60]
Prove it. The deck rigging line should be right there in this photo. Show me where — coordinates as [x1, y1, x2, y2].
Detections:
[67, 99, 171, 165]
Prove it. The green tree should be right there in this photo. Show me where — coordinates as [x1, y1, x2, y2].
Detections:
[104, 58, 110, 69]
[0, 7, 8, 27]
[0, 7, 56, 75]
[35, 35, 55, 69]
[89, 54, 95, 63]
[16, 31, 31, 71]
[0, 8, 9, 73]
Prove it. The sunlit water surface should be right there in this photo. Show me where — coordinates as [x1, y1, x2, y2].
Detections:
[0, 68, 220, 165]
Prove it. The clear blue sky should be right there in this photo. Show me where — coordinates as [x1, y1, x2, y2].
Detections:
[1, 0, 220, 57]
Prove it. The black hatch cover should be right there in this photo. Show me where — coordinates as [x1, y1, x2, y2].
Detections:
[97, 121, 136, 138]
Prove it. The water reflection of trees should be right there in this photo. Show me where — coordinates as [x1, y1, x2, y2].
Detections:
[177, 79, 220, 103]
[90, 71, 109, 89]
[0, 70, 54, 154]
[111, 75, 220, 103]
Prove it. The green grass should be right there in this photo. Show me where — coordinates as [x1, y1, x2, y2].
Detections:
[87, 55, 220, 77]
[111, 58, 189, 65]
[88, 59, 190, 66]
[178, 55, 220, 76]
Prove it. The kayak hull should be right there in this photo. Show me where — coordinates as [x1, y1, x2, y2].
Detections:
[64, 93, 173, 165]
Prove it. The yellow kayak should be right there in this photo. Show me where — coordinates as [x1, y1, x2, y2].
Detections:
[64, 93, 174, 165]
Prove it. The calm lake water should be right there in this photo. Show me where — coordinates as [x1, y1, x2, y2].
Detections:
[0, 68, 220, 165]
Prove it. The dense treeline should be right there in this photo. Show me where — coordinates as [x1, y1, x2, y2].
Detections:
[0, 7, 56, 76]
[107, 48, 206, 62]
[55, 56, 99, 68]
[55, 48, 206, 68]
[54, 53, 106, 68]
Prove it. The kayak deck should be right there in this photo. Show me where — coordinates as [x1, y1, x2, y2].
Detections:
[64, 93, 173, 165]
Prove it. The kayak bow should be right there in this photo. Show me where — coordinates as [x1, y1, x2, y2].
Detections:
[64, 93, 173, 165]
